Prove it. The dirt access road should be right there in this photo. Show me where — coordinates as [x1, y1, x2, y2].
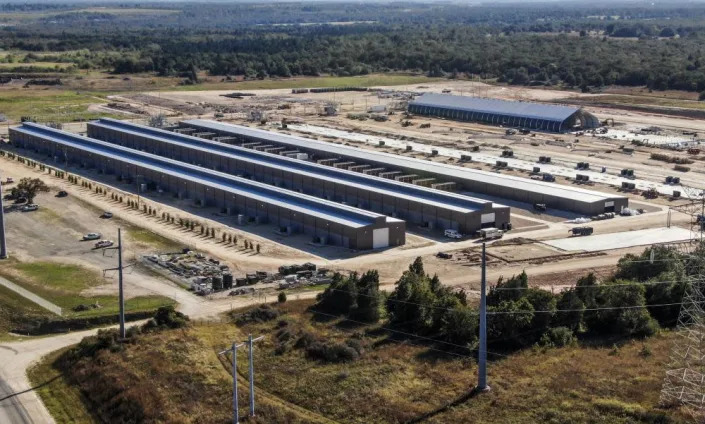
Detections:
[0, 288, 322, 424]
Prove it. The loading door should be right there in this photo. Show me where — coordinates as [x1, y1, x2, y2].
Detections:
[372, 228, 389, 249]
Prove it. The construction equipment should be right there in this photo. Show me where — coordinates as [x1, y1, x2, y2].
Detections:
[570, 226, 594, 236]
[644, 188, 659, 199]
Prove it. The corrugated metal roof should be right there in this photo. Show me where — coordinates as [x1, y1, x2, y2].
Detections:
[14, 123, 391, 228]
[409, 93, 580, 122]
[91, 118, 492, 214]
[183, 119, 627, 205]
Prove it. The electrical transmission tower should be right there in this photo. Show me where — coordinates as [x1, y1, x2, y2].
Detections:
[661, 186, 705, 420]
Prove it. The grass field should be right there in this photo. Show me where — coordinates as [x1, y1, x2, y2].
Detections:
[0, 90, 116, 123]
[571, 94, 705, 111]
[171, 73, 442, 92]
[0, 260, 173, 318]
[0, 283, 53, 339]
[30, 299, 691, 423]
[126, 228, 182, 252]
[0, 62, 72, 70]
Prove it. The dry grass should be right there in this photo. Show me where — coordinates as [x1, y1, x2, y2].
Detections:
[32, 299, 693, 423]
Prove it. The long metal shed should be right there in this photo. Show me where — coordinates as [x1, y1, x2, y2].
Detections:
[180, 119, 628, 215]
[87, 118, 509, 233]
[9, 123, 405, 250]
[407, 93, 601, 132]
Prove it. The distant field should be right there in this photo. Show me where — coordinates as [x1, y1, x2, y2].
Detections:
[0, 7, 179, 21]
[0, 62, 72, 70]
[0, 90, 116, 122]
[572, 94, 705, 111]
[172, 74, 442, 91]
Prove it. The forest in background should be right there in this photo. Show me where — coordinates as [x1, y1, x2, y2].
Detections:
[3, 2, 705, 93]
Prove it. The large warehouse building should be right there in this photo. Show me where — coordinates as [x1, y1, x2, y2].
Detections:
[180, 119, 628, 215]
[87, 118, 510, 233]
[407, 93, 601, 133]
[9, 123, 405, 250]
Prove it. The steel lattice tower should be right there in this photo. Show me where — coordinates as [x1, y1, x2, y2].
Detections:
[661, 187, 705, 420]
[660, 276, 705, 420]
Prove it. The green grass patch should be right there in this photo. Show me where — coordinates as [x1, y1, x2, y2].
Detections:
[0, 89, 116, 122]
[0, 62, 72, 69]
[27, 347, 95, 424]
[171, 73, 441, 91]
[126, 228, 182, 252]
[0, 260, 174, 318]
[0, 283, 53, 339]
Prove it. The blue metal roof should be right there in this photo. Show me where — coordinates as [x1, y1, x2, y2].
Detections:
[14, 123, 392, 228]
[409, 93, 580, 122]
[91, 118, 493, 214]
[183, 119, 627, 204]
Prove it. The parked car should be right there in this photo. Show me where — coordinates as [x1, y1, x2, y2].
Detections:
[444, 229, 463, 239]
[83, 233, 101, 241]
[5, 177, 13, 184]
[533, 203, 547, 212]
[94, 240, 114, 249]
[437, 252, 453, 259]
[100, 211, 113, 219]
[21, 204, 39, 212]
[56, 190, 68, 197]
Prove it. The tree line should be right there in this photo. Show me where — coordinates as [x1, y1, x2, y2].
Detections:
[313, 244, 702, 353]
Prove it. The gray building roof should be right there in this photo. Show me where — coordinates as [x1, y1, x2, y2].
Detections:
[14, 123, 395, 228]
[91, 118, 493, 214]
[409, 93, 580, 122]
[183, 119, 625, 205]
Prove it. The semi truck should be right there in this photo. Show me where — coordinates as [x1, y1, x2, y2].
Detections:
[570, 227, 594, 236]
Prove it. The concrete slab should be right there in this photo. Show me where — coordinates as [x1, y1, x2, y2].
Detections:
[288, 123, 700, 197]
[543, 226, 694, 252]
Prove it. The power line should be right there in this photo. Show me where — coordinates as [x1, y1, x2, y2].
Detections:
[486, 301, 700, 316]
[322, 279, 696, 317]
[491, 278, 692, 291]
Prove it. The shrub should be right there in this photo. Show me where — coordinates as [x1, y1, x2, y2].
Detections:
[144, 305, 189, 330]
[539, 326, 575, 348]
[235, 304, 279, 325]
[305, 341, 359, 363]
[278, 292, 287, 303]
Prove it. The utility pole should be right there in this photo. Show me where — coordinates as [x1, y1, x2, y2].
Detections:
[476, 242, 490, 392]
[0, 175, 7, 259]
[103, 228, 131, 339]
[246, 334, 264, 417]
[219, 342, 245, 424]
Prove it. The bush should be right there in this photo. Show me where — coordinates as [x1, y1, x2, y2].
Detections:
[144, 305, 189, 330]
[235, 304, 279, 325]
[278, 292, 287, 303]
[305, 341, 359, 363]
[539, 326, 575, 348]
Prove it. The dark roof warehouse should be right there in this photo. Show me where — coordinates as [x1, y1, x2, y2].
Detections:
[408, 93, 600, 132]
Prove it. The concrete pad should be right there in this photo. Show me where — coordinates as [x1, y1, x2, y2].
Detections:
[543, 226, 694, 252]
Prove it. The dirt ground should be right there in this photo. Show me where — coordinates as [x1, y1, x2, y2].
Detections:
[3, 78, 704, 298]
